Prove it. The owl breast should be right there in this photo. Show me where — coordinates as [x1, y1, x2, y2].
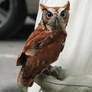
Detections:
[37, 33, 65, 64]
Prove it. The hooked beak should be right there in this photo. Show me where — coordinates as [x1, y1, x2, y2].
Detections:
[47, 17, 60, 27]
[55, 18, 60, 26]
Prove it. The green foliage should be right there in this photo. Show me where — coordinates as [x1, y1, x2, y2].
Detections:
[17, 87, 26, 92]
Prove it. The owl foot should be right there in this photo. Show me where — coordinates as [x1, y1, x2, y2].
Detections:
[43, 66, 65, 80]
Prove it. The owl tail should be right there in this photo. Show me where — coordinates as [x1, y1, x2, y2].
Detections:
[17, 68, 34, 87]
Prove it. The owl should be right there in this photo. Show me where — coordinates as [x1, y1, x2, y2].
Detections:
[16, 1, 70, 87]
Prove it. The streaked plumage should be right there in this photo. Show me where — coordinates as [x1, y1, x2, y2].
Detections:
[16, 1, 70, 87]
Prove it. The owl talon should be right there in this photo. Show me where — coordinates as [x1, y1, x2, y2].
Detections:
[43, 66, 58, 75]
[43, 66, 64, 80]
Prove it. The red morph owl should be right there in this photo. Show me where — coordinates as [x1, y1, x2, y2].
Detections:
[16, 1, 70, 87]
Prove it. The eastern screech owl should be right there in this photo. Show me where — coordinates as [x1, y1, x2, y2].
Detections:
[16, 1, 70, 87]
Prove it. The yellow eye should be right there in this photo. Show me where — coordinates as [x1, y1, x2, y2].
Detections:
[60, 10, 66, 18]
[46, 11, 53, 18]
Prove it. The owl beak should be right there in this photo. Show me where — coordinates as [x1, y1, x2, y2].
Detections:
[47, 17, 60, 27]
[55, 18, 59, 26]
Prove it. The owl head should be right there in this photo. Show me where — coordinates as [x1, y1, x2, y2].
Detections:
[40, 1, 70, 31]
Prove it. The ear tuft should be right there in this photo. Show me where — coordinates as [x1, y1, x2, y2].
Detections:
[40, 4, 47, 10]
[65, 1, 70, 10]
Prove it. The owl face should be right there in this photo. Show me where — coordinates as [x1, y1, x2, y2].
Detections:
[40, 1, 70, 30]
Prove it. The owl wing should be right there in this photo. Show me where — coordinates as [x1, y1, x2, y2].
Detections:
[61, 38, 66, 52]
[16, 31, 54, 66]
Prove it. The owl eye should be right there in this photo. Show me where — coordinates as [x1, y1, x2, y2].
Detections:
[46, 11, 53, 18]
[60, 10, 66, 18]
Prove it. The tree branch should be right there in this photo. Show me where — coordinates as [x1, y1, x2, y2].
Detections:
[35, 66, 66, 92]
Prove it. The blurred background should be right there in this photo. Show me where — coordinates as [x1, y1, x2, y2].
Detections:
[0, 0, 39, 92]
[0, 0, 39, 39]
